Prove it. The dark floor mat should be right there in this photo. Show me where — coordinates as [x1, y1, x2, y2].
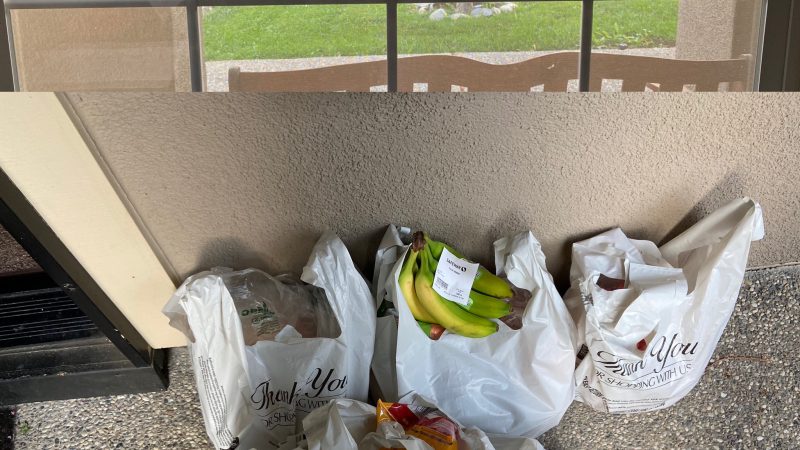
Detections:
[0, 407, 15, 450]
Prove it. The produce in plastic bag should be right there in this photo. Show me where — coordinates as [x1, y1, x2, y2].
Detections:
[163, 232, 375, 449]
[566, 197, 764, 413]
[398, 232, 529, 339]
[293, 398, 544, 450]
[390, 230, 576, 438]
[212, 268, 340, 344]
[376, 399, 459, 450]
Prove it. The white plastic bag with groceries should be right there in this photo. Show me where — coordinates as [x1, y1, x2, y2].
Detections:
[387, 229, 577, 438]
[370, 226, 413, 402]
[295, 397, 544, 450]
[163, 232, 376, 449]
[566, 197, 764, 413]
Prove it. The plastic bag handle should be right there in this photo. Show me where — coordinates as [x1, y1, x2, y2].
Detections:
[660, 197, 763, 265]
[494, 231, 563, 326]
[301, 231, 376, 343]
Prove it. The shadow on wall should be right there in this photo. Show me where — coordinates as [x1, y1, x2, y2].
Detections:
[552, 171, 748, 291]
[184, 171, 752, 294]
[658, 171, 747, 246]
[195, 237, 278, 276]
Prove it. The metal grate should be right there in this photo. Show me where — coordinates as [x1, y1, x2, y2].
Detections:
[0, 284, 97, 348]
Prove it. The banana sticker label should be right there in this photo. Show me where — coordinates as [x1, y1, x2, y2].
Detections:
[432, 248, 479, 306]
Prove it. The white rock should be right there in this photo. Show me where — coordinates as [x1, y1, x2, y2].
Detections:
[482, 7, 494, 16]
[470, 7, 483, 17]
[499, 4, 515, 13]
[429, 8, 447, 21]
[450, 13, 469, 20]
[492, 7, 501, 15]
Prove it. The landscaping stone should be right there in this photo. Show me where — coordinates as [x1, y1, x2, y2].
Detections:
[429, 8, 447, 21]
[450, 13, 469, 20]
[499, 3, 517, 13]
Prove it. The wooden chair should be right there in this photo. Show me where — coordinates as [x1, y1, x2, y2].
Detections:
[227, 52, 751, 93]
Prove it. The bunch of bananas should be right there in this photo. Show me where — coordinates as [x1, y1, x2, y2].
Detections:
[399, 231, 514, 339]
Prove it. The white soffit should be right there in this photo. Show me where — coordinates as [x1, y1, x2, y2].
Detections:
[0, 93, 184, 348]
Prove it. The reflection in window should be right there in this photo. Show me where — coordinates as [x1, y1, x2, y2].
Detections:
[11, 8, 189, 91]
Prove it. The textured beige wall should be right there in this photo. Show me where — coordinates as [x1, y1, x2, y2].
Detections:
[12, 8, 190, 91]
[65, 93, 800, 288]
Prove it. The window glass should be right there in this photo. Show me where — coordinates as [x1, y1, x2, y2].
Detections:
[590, 0, 764, 92]
[397, 1, 582, 92]
[201, 5, 387, 92]
[11, 7, 189, 91]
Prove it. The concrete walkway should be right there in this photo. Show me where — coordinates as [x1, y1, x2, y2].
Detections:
[205, 47, 676, 92]
[5, 263, 796, 449]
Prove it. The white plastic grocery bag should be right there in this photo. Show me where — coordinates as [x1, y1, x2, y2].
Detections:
[389, 230, 577, 438]
[369, 225, 410, 402]
[566, 197, 764, 413]
[163, 232, 376, 449]
[297, 398, 545, 450]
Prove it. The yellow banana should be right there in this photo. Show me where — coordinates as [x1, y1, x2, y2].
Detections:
[424, 234, 514, 299]
[421, 243, 510, 314]
[414, 244, 497, 338]
[399, 248, 437, 323]
[471, 269, 514, 299]
[461, 290, 512, 319]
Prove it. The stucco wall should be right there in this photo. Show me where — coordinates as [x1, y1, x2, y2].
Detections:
[12, 8, 190, 91]
[65, 93, 800, 287]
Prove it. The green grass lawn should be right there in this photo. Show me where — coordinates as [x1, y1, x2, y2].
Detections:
[202, 0, 678, 61]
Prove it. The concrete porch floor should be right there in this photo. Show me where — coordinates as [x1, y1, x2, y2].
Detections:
[3, 265, 798, 449]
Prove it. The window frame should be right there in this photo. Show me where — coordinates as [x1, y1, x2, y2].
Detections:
[0, 0, 797, 92]
[759, 0, 800, 91]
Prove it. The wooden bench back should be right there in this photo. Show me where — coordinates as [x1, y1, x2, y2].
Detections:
[228, 52, 751, 93]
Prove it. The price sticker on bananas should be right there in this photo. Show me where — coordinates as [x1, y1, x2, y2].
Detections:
[432, 248, 480, 306]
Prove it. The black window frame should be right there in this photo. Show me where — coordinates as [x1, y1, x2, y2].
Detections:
[0, 0, 798, 92]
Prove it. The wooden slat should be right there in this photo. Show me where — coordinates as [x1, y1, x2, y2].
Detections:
[543, 80, 568, 92]
[588, 77, 603, 92]
[228, 67, 241, 91]
[621, 79, 647, 92]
